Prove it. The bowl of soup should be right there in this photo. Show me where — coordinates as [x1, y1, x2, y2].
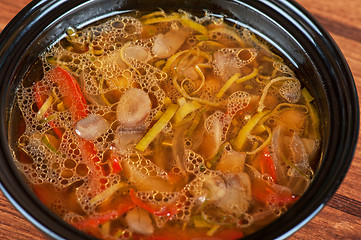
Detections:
[0, 0, 358, 239]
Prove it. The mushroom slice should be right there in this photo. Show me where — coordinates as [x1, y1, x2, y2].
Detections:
[153, 29, 187, 59]
[125, 207, 154, 235]
[116, 88, 152, 128]
[75, 114, 109, 141]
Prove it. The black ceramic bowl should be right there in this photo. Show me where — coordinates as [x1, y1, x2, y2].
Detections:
[0, 0, 359, 239]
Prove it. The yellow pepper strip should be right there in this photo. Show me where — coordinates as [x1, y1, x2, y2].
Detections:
[192, 215, 213, 228]
[257, 76, 298, 112]
[302, 88, 320, 140]
[100, 222, 111, 236]
[307, 102, 320, 140]
[232, 110, 270, 151]
[190, 64, 212, 95]
[235, 68, 259, 83]
[186, 107, 207, 137]
[155, 59, 167, 68]
[301, 88, 314, 103]
[246, 126, 272, 155]
[216, 68, 259, 99]
[209, 28, 245, 46]
[173, 76, 220, 107]
[174, 100, 202, 124]
[140, 10, 166, 21]
[39, 113, 58, 124]
[180, 17, 208, 35]
[207, 225, 220, 236]
[162, 49, 188, 72]
[41, 135, 60, 154]
[136, 104, 179, 152]
[141, 13, 181, 25]
[216, 73, 241, 99]
[89, 182, 128, 205]
[57, 101, 66, 111]
[37, 94, 54, 119]
[113, 229, 123, 238]
[197, 40, 225, 49]
[195, 34, 209, 41]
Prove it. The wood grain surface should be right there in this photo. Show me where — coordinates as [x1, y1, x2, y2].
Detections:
[0, 0, 360, 239]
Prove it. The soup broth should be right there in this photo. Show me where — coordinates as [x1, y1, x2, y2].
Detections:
[9, 9, 320, 239]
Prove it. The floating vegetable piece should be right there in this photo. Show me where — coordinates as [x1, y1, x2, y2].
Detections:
[255, 147, 277, 182]
[153, 29, 188, 58]
[117, 88, 152, 129]
[47, 66, 88, 120]
[233, 110, 270, 151]
[215, 146, 246, 173]
[258, 76, 299, 112]
[89, 182, 128, 205]
[174, 100, 202, 124]
[115, 130, 143, 152]
[135, 104, 178, 152]
[125, 207, 154, 235]
[122, 44, 149, 61]
[75, 114, 110, 141]
[75, 197, 136, 230]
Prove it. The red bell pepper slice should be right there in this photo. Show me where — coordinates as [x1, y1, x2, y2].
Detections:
[74, 198, 136, 230]
[110, 153, 122, 174]
[129, 188, 179, 218]
[252, 179, 299, 205]
[258, 147, 278, 183]
[34, 82, 64, 139]
[46, 67, 104, 175]
[46, 66, 87, 121]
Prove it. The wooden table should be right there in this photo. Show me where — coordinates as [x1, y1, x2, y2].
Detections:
[0, 0, 360, 239]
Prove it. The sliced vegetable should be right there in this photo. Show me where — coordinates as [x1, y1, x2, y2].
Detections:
[34, 83, 63, 139]
[255, 147, 277, 182]
[75, 114, 110, 141]
[116, 88, 152, 129]
[257, 76, 298, 112]
[174, 100, 202, 124]
[301, 87, 314, 103]
[153, 29, 188, 59]
[141, 12, 181, 25]
[216, 73, 240, 99]
[109, 152, 123, 174]
[180, 17, 207, 35]
[192, 215, 213, 228]
[246, 126, 272, 155]
[36, 94, 54, 119]
[129, 188, 178, 217]
[47, 66, 87, 121]
[302, 88, 320, 140]
[207, 225, 220, 236]
[135, 104, 178, 152]
[235, 68, 259, 84]
[89, 182, 128, 205]
[216, 68, 258, 99]
[41, 134, 60, 154]
[209, 28, 246, 46]
[173, 76, 220, 107]
[252, 179, 299, 205]
[75, 198, 136, 230]
[125, 207, 154, 235]
[232, 110, 270, 151]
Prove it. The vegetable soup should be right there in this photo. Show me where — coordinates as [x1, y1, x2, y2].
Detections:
[9, 9, 321, 239]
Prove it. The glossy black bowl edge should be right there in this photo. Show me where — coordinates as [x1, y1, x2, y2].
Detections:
[0, 0, 358, 240]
